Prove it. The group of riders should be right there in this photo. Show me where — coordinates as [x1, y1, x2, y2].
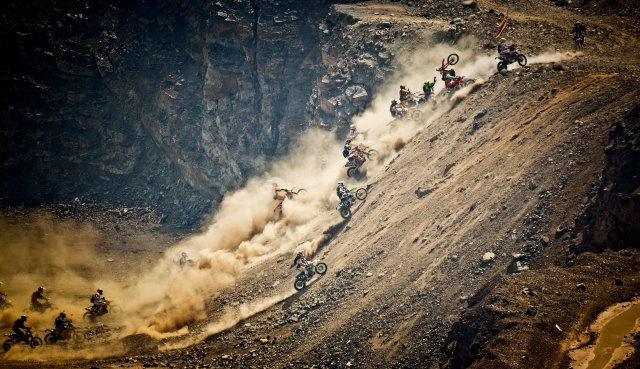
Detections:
[4, 284, 110, 345]
[390, 20, 587, 118]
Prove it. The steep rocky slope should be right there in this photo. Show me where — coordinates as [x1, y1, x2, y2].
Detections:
[0, 0, 639, 368]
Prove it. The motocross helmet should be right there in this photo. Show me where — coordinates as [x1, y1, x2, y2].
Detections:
[575, 21, 581, 25]
[297, 250, 303, 255]
[182, 251, 188, 257]
[97, 288, 103, 295]
[391, 99, 397, 104]
[349, 124, 355, 130]
[59, 312, 66, 318]
[38, 287, 44, 292]
[338, 181, 344, 186]
[500, 37, 506, 43]
[400, 85, 405, 89]
[345, 139, 352, 144]
[20, 315, 27, 321]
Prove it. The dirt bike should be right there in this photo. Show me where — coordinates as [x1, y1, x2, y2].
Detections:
[3, 328, 43, 351]
[389, 104, 424, 122]
[25, 299, 55, 314]
[496, 44, 527, 71]
[573, 34, 584, 50]
[83, 300, 122, 322]
[294, 259, 328, 291]
[345, 152, 366, 178]
[0, 294, 13, 312]
[443, 75, 473, 93]
[274, 186, 308, 212]
[336, 186, 367, 219]
[353, 143, 378, 161]
[44, 320, 86, 344]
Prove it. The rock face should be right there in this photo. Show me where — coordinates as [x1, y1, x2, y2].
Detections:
[0, 0, 391, 225]
[572, 107, 640, 251]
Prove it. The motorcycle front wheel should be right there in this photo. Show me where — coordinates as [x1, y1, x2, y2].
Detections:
[315, 263, 328, 275]
[497, 61, 506, 72]
[110, 305, 122, 315]
[340, 208, 352, 219]
[30, 337, 43, 348]
[3, 339, 15, 352]
[347, 167, 359, 178]
[294, 280, 306, 291]
[44, 333, 57, 344]
[410, 110, 423, 121]
[366, 150, 379, 161]
[517, 54, 527, 66]
[73, 331, 87, 343]
[447, 53, 460, 65]
[355, 188, 368, 200]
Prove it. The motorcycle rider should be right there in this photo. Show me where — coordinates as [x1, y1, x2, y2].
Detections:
[0, 282, 6, 305]
[390, 100, 403, 118]
[343, 139, 355, 158]
[497, 37, 514, 61]
[291, 250, 308, 277]
[12, 315, 31, 342]
[336, 181, 347, 200]
[443, 69, 460, 90]
[91, 288, 107, 314]
[422, 77, 436, 99]
[31, 286, 48, 311]
[571, 21, 587, 45]
[399, 85, 411, 107]
[179, 251, 191, 267]
[54, 312, 70, 338]
[271, 181, 286, 200]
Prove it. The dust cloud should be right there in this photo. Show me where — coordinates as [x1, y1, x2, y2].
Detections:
[0, 34, 578, 360]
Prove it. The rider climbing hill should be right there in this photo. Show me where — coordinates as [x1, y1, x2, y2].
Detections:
[31, 287, 48, 310]
[12, 315, 31, 341]
[571, 21, 587, 45]
[291, 250, 307, 277]
[399, 85, 411, 107]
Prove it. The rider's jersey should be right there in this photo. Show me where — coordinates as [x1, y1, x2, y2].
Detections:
[12, 319, 27, 331]
[337, 185, 346, 198]
[92, 293, 106, 305]
[571, 24, 586, 35]
[31, 291, 45, 304]
[399, 89, 410, 100]
[55, 317, 68, 329]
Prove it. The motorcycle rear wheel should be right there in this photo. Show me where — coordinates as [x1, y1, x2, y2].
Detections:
[30, 337, 43, 348]
[447, 53, 459, 65]
[517, 54, 527, 66]
[347, 167, 359, 178]
[340, 208, 352, 219]
[3, 339, 15, 352]
[83, 311, 96, 322]
[315, 263, 328, 275]
[355, 188, 367, 200]
[44, 333, 57, 344]
[294, 280, 306, 291]
[366, 150, 379, 161]
[73, 331, 87, 343]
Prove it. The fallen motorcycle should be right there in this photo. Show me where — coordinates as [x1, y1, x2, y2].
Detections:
[44, 320, 86, 344]
[3, 328, 42, 351]
[294, 259, 328, 291]
[496, 44, 527, 71]
[274, 186, 308, 212]
[83, 300, 122, 322]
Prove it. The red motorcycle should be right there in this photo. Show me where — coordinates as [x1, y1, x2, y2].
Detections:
[436, 54, 472, 92]
[345, 151, 366, 178]
[496, 44, 527, 71]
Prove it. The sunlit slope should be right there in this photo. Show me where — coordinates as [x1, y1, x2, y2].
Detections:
[193, 59, 640, 368]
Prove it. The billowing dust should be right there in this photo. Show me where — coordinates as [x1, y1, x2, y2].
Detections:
[0, 37, 573, 360]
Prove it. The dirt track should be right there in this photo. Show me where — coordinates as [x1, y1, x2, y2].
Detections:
[1, 0, 640, 368]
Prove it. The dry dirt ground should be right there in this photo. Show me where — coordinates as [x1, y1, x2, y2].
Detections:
[1, 0, 640, 368]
